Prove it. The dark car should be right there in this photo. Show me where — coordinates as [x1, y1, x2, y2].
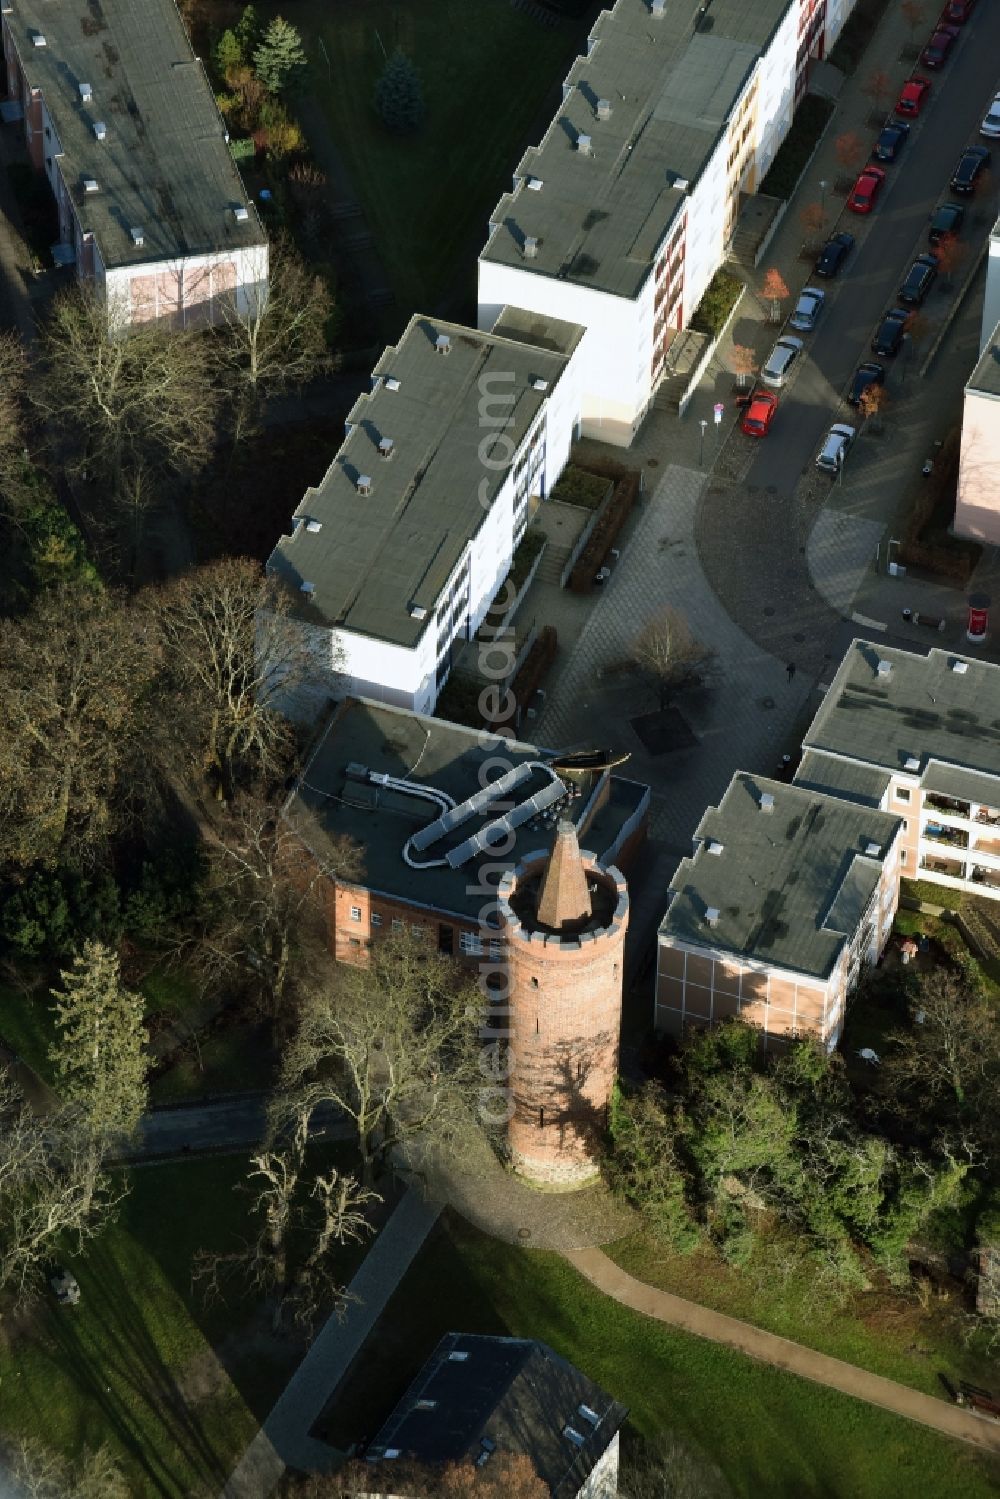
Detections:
[899, 254, 939, 306]
[872, 308, 909, 357]
[929, 202, 965, 245]
[943, 0, 975, 21]
[814, 230, 855, 277]
[921, 24, 960, 67]
[847, 362, 886, 406]
[873, 120, 910, 162]
[950, 144, 990, 194]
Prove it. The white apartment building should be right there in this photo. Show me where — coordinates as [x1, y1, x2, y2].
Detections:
[981, 214, 1000, 357]
[477, 0, 859, 445]
[0, 0, 267, 325]
[267, 310, 585, 720]
[656, 772, 901, 1050]
[797, 642, 1000, 901]
[955, 320, 1000, 545]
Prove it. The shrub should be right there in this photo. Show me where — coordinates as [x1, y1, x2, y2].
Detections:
[759, 95, 834, 199]
[568, 470, 640, 593]
[508, 526, 546, 591]
[0, 868, 120, 958]
[549, 466, 612, 511]
[504, 625, 557, 724]
[689, 269, 743, 337]
[228, 135, 256, 163]
[374, 48, 426, 134]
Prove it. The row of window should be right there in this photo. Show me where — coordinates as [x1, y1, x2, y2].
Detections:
[348, 904, 503, 957]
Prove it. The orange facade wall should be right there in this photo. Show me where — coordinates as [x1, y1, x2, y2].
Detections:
[655, 944, 835, 1045]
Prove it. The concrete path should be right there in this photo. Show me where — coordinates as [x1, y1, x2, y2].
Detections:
[220, 1187, 442, 1499]
[115, 1095, 351, 1165]
[564, 1246, 1000, 1458]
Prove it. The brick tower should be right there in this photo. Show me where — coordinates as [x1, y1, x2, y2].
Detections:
[497, 820, 628, 1187]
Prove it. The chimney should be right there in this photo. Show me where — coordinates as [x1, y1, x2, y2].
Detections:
[384, 377, 401, 391]
[435, 334, 451, 355]
[233, 205, 249, 223]
[532, 377, 549, 392]
[524, 235, 539, 259]
[93, 121, 107, 141]
[706, 839, 724, 856]
[904, 755, 920, 771]
[79, 82, 93, 103]
[299, 581, 315, 595]
[864, 841, 881, 858]
[705, 906, 720, 926]
[759, 791, 775, 814]
[576, 133, 592, 155]
[536, 820, 592, 932]
[304, 519, 322, 534]
[31, 31, 46, 47]
[83, 177, 99, 194]
[596, 98, 612, 121]
[527, 176, 543, 191]
[951, 659, 969, 674]
[130, 226, 144, 246]
[876, 658, 892, 678]
[378, 437, 395, 460]
[651, 0, 666, 16]
[356, 474, 372, 496]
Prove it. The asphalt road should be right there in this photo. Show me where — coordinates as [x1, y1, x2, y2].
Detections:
[746, 5, 1000, 495]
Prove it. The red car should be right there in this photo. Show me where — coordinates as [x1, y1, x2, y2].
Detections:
[941, 0, 975, 22]
[848, 165, 887, 213]
[740, 389, 778, 438]
[895, 77, 931, 117]
[921, 24, 960, 67]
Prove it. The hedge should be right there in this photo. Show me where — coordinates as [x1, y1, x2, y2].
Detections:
[828, 0, 893, 75]
[549, 466, 612, 512]
[568, 467, 640, 593]
[759, 95, 834, 200]
[689, 270, 743, 338]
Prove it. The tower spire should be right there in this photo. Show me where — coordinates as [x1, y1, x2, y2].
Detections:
[536, 819, 592, 931]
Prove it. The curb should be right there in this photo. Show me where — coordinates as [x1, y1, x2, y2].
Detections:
[920, 241, 989, 377]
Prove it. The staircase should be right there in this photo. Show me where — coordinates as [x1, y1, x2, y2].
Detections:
[534, 540, 573, 586]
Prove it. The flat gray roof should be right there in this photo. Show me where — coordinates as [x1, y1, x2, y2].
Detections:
[481, 0, 788, 299]
[268, 314, 583, 650]
[803, 641, 1000, 788]
[794, 749, 890, 808]
[6, 0, 264, 270]
[284, 698, 648, 925]
[660, 772, 900, 980]
[968, 327, 1000, 399]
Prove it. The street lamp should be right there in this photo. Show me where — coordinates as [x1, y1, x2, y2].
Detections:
[699, 418, 708, 466]
[819, 179, 829, 220]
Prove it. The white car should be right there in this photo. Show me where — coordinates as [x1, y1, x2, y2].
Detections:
[760, 334, 804, 388]
[982, 93, 1000, 139]
[815, 423, 857, 474]
[788, 287, 826, 331]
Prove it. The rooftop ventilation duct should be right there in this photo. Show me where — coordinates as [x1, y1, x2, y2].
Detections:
[378, 437, 395, 459]
[93, 121, 107, 140]
[79, 82, 93, 103]
[524, 235, 539, 258]
[356, 474, 372, 495]
[576, 133, 592, 155]
[435, 334, 451, 354]
[759, 791, 775, 813]
[596, 98, 612, 121]
[532, 377, 549, 392]
[384, 376, 401, 391]
[705, 906, 720, 925]
[904, 755, 920, 771]
[865, 841, 882, 857]
[304, 519, 322, 534]
[951, 659, 969, 674]
[707, 839, 724, 856]
[130, 226, 144, 246]
[233, 204, 249, 223]
[876, 659, 892, 678]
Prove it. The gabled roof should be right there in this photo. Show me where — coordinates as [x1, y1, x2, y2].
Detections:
[4, 0, 264, 268]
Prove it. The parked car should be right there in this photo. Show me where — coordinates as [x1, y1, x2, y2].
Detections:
[921, 24, 960, 68]
[872, 308, 909, 356]
[760, 336, 805, 387]
[740, 389, 778, 437]
[814, 230, 855, 277]
[849, 165, 886, 213]
[942, 0, 975, 21]
[896, 77, 932, 116]
[873, 120, 910, 162]
[788, 288, 825, 331]
[899, 253, 939, 305]
[928, 201, 965, 244]
[847, 362, 886, 406]
[950, 144, 990, 194]
[815, 423, 857, 474]
[981, 92, 1000, 139]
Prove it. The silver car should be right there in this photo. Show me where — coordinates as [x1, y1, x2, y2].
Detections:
[815, 422, 856, 474]
[760, 334, 804, 388]
[788, 286, 826, 331]
[981, 93, 1000, 139]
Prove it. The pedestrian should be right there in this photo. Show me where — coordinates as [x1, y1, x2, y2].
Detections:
[786, 661, 796, 683]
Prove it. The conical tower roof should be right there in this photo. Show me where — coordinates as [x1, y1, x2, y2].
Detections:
[535, 819, 592, 932]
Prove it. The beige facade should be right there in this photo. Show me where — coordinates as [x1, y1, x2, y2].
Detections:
[955, 362, 1000, 547]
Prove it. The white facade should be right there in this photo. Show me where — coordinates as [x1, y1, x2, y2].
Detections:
[981, 217, 1000, 356]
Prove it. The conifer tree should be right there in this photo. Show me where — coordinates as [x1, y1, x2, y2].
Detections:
[49, 940, 149, 1143]
[374, 48, 426, 133]
[253, 16, 307, 95]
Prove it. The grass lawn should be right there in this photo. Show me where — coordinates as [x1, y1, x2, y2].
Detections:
[0, 978, 60, 1084]
[289, 0, 591, 312]
[320, 1211, 1000, 1499]
[149, 1020, 278, 1105]
[0, 1148, 370, 1496]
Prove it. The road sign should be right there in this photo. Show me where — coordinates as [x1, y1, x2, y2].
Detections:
[713, 402, 724, 426]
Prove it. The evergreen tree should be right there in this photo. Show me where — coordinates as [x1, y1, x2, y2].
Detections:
[49, 940, 149, 1142]
[213, 28, 244, 83]
[253, 16, 307, 95]
[234, 4, 262, 58]
[374, 48, 425, 134]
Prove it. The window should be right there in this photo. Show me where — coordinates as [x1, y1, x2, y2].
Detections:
[411, 924, 424, 939]
[371, 912, 383, 928]
[900, 850, 908, 865]
[349, 937, 361, 947]
[438, 924, 454, 955]
[895, 787, 911, 802]
[460, 931, 484, 956]
[902, 820, 909, 832]
[392, 918, 404, 934]
[350, 905, 362, 923]
[488, 938, 503, 959]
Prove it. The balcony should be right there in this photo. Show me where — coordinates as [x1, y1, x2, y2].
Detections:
[925, 793, 971, 819]
[974, 837, 1000, 860]
[922, 822, 969, 850]
[974, 806, 1000, 827]
[920, 854, 967, 881]
[970, 866, 1000, 891]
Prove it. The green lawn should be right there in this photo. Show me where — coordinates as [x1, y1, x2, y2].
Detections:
[320, 1211, 1000, 1499]
[0, 978, 60, 1084]
[290, 0, 590, 312]
[0, 1148, 370, 1496]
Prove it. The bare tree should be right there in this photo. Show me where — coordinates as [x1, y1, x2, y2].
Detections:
[194, 1102, 377, 1331]
[0, 1075, 124, 1305]
[181, 793, 361, 1016]
[621, 1433, 733, 1499]
[275, 935, 484, 1187]
[0, 583, 159, 869]
[880, 971, 1000, 1128]
[34, 285, 220, 499]
[6, 1439, 130, 1499]
[630, 605, 717, 711]
[307, 1452, 548, 1498]
[0, 329, 27, 488]
[149, 556, 323, 799]
[216, 237, 333, 446]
